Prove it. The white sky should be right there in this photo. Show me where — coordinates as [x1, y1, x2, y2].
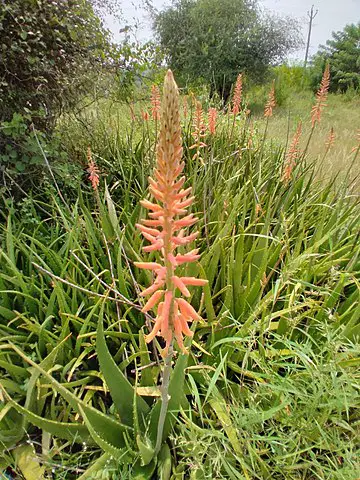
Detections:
[105, 0, 360, 61]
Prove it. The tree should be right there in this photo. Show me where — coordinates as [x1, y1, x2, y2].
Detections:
[90, 0, 123, 20]
[312, 23, 360, 92]
[153, 0, 302, 101]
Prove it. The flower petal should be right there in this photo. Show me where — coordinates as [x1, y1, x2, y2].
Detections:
[177, 298, 201, 321]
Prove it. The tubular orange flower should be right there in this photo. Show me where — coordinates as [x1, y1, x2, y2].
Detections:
[190, 101, 207, 163]
[87, 146, 100, 191]
[282, 122, 302, 183]
[135, 70, 207, 356]
[232, 73, 243, 115]
[151, 84, 161, 121]
[264, 81, 276, 118]
[208, 107, 218, 135]
[311, 63, 330, 128]
[142, 110, 150, 121]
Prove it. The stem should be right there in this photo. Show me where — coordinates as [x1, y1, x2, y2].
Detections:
[203, 160, 210, 249]
[262, 116, 269, 149]
[229, 113, 236, 144]
[258, 116, 270, 183]
[155, 343, 174, 454]
[303, 125, 315, 159]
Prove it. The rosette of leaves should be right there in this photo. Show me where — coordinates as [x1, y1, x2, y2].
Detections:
[0, 308, 189, 479]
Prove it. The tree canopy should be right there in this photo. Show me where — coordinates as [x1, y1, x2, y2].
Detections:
[312, 23, 360, 92]
[153, 0, 302, 100]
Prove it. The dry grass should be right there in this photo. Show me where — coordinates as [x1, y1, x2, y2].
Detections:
[257, 92, 360, 185]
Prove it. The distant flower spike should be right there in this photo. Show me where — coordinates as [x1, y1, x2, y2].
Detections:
[135, 70, 208, 356]
[208, 107, 218, 135]
[151, 84, 161, 121]
[264, 81, 276, 118]
[232, 73, 243, 115]
[142, 110, 150, 121]
[87, 146, 99, 191]
[190, 101, 207, 163]
[247, 122, 254, 150]
[311, 63, 330, 128]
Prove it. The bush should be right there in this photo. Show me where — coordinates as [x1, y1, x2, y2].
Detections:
[0, 0, 116, 192]
[0, 112, 84, 194]
[0, 0, 113, 128]
[246, 64, 312, 113]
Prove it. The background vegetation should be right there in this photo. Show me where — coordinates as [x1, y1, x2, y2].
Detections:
[311, 22, 360, 92]
[153, 0, 302, 101]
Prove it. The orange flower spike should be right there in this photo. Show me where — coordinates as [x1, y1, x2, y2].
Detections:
[232, 73, 243, 115]
[135, 70, 207, 356]
[193, 102, 206, 136]
[208, 107, 218, 135]
[264, 81, 276, 118]
[87, 146, 100, 191]
[311, 63, 330, 128]
[151, 84, 161, 121]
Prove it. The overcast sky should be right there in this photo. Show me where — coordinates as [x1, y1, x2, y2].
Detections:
[105, 0, 360, 61]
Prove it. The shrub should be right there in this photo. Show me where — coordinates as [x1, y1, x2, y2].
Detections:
[246, 64, 312, 112]
[0, 112, 84, 194]
[0, 0, 116, 192]
[0, 0, 113, 128]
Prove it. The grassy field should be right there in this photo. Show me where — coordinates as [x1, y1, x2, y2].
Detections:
[259, 92, 360, 182]
[58, 85, 360, 188]
[0, 74, 360, 479]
